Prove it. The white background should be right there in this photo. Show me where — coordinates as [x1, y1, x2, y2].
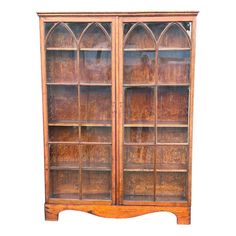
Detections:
[0, 0, 236, 235]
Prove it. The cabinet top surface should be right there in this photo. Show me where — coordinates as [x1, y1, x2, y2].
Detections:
[37, 11, 199, 17]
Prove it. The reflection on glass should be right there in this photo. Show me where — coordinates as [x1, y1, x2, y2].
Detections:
[125, 127, 155, 143]
[80, 51, 111, 84]
[124, 52, 155, 84]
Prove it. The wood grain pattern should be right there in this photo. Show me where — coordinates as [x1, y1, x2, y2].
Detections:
[157, 86, 189, 124]
[81, 144, 112, 168]
[124, 146, 154, 169]
[46, 51, 77, 83]
[47, 85, 78, 122]
[125, 127, 155, 143]
[45, 204, 191, 224]
[80, 86, 111, 122]
[156, 172, 187, 201]
[157, 127, 188, 143]
[49, 126, 79, 142]
[156, 145, 188, 170]
[125, 87, 155, 123]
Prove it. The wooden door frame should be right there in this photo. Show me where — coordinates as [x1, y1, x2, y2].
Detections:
[116, 16, 197, 206]
[39, 16, 117, 205]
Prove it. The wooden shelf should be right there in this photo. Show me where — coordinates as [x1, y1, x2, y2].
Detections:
[124, 142, 188, 146]
[46, 47, 77, 51]
[82, 167, 111, 171]
[123, 168, 187, 173]
[156, 169, 188, 173]
[124, 83, 189, 87]
[157, 83, 190, 87]
[124, 168, 154, 172]
[80, 122, 112, 127]
[155, 196, 187, 202]
[47, 82, 78, 86]
[124, 84, 155, 87]
[124, 142, 155, 146]
[50, 166, 80, 170]
[156, 143, 189, 146]
[80, 82, 112, 87]
[48, 122, 79, 127]
[158, 47, 191, 51]
[156, 123, 188, 128]
[80, 48, 111, 51]
[48, 122, 112, 127]
[50, 166, 111, 171]
[48, 141, 111, 145]
[124, 48, 156, 51]
[124, 123, 155, 127]
[124, 123, 188, 128]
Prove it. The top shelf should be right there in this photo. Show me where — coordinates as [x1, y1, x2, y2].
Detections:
[124, 47, 191, 52]
[46, 47, 111, 51]
[46, 47, 190, 52]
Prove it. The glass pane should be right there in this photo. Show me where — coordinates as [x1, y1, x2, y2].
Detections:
[125, 24, 155, 49]
[156, 173, 187, 201]
[158, 23, 190, 48]
[124, 172, 154, 201]
[82, 171, 111, 200]
[46, 23, 76, 48]
[124, 51, 155, 84]
[47, 85, 78, 122]
[147, 23, 168, 41]
[124, 146, 154, 170]
[124, 87, 155, 125]
[157, 127, 188, 143]
[156, 145, 188, 170]
[124, 127, 155, 143]
[46, 51, 77, 83]
[50, 170, 80, 199]
[158, 50, 190, 84]
[80, 86, 111, 123]
[81, 144, 112, 169]
[80, 23, 111, 49]
[49, 144, 79, 167]
[80, 51, 111, 84]
[49, 126, 79, 142]
[157, 86, 188, 124]
[81, 127, 111, 143]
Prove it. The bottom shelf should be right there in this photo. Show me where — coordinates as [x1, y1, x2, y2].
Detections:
[124, 195, 186, 202]
[51, 193, 111, 200]
[50, 170, 112, 200]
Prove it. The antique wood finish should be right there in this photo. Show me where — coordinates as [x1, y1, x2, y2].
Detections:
[38, 12, 198, 224]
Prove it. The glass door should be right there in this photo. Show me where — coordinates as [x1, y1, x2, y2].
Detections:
[120, 20, 191, 204]
[45, 20, 115, 203]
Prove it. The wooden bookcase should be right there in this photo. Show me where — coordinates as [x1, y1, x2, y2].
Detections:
[38, 11, 198, 224]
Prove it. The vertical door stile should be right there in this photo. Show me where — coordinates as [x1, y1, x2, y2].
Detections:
[40, 17, 50, 202]
[188, 19, 196, 205]
[117, 17, 124, 205]
[111, 17, 117, 204]
[154, 30, 158, 202]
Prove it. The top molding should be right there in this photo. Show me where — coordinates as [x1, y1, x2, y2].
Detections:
[37, 11, 199, 17]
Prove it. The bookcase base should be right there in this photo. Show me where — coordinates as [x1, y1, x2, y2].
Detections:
[45, 203, 191, 224]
